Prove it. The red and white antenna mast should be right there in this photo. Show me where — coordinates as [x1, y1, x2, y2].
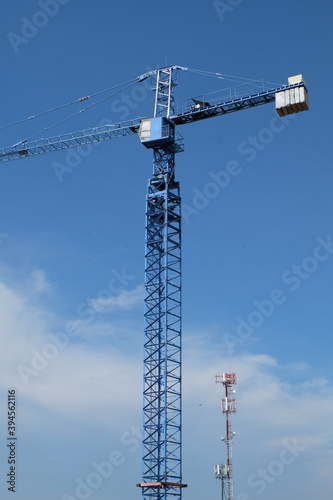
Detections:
[215, 373, 237, 500]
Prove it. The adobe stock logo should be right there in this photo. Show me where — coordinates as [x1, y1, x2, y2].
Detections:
[224, 235, 333, 353]
[235, 439, 306, 500]
[61, 426, 141, 500]
[17, 267, 135, 386]
[7, 0, 71, 54]
[213, 0, 245, 22]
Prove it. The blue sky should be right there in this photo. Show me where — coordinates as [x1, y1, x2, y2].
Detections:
[0, 1, 332, 499]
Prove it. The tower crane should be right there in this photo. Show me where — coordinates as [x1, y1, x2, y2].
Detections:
[0, 66, 309, 500]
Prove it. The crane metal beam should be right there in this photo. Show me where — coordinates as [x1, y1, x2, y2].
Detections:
[0, 119, 141, 163]
[0, 81, 308, 164]
[171, 82, 306, 125]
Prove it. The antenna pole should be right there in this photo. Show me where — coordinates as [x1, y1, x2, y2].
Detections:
[215, 373, 237, 500]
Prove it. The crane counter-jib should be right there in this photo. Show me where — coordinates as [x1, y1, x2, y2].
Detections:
[171, 80, 308, 125]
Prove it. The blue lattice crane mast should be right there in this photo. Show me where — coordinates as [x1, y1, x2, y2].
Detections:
[137, 67, 186, 500]
[0, 66, 309, 500]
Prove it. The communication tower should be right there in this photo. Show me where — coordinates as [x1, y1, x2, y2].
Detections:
[215, 373, 237, 500]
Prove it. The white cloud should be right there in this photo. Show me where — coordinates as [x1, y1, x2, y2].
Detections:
[286, 361, 309, 372]
[0, 274, 332, 499]
[88, 284, 144, 313]
[301, 377, 329, 391]
[66, 317, 141, 341]
[29, 269, 52, 294]
[0, 275, 142, 432]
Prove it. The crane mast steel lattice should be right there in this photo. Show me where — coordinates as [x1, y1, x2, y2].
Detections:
[0, 66, 309, 500]
[141, 67, 186, 499]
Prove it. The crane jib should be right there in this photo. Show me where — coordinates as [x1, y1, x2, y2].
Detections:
[0, 79, 308, 163]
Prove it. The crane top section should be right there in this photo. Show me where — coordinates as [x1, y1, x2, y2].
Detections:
[0, 68, 309, 162]
[139, 72, 308, 147]
[137, 65, 188, 83]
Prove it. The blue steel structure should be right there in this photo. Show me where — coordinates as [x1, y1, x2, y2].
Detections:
[0, 66, 308, 500]
[139, 67, 186, 500]
[0, 73, 307, 163]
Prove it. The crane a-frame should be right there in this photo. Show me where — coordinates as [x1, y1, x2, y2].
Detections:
[0, 66, 308, 500]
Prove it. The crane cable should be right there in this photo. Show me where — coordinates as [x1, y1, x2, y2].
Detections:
[11, 80, 141, 145]
[2, 67, 280, 138]
[187, 67, 263, 83]
[0, 77, 139, 133]
[187, 67, 282, 87]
